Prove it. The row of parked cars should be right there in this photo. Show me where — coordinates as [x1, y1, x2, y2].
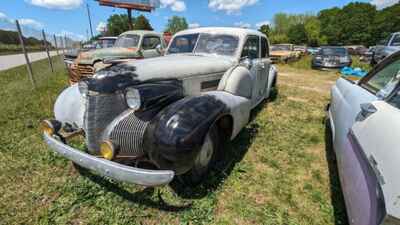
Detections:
[42, 27, 399, 225]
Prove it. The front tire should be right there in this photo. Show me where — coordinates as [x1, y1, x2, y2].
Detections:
[182, 126, 220, 185]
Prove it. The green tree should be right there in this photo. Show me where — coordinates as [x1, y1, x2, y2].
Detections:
[339, 2, 376, 46]
[304, 16, 324, 46]
[106, 14, 135, 36]
[133, 15, 153, 31]
[258, 24, 271, 37]
[373, 3, 400, 44]
[318, 7, 342, 45]
[164, 16, 188, 34]
[287, 24, 307, 44]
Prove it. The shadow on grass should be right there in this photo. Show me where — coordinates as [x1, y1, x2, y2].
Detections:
[77, 167, 193, 212]
[324, 119, 349, 225]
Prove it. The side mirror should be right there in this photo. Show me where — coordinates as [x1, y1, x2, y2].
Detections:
[240, 56, 252, 68]
[156, 44, 162, 53]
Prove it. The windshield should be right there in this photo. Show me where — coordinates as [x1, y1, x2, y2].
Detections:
[99, 39, 116, 48]
[167, 33, 239, 56]
[321, 48, 347, 56]
[271, 45, 291, 51]
[115, 34, 140, 48]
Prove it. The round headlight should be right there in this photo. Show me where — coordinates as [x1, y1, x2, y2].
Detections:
[125, 87, 141, 110]
[78, 81, 89, 97]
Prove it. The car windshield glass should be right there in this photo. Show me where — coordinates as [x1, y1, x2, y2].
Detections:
[194, 34, 239, 56]
[168, 33, 239, 56]
[99, 39, 116, 48]
[272, 45, 291, 51]
[115, 34, 140, 48]
[391, 35, 400, 46]
[167, 34, 199, 54]
[321, 48, 347, 56]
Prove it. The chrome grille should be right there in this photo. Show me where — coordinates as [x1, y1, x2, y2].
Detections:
[109, 112, 149, 157]
[84, 93, 127, 154]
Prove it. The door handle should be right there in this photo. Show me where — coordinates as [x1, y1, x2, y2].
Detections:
[356, 103, 377, 121]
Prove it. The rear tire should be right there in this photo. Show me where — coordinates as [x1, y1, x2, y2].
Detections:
[182, 126, 220, 186]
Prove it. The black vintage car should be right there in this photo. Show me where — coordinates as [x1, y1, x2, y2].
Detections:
[311, 47, 352, 70]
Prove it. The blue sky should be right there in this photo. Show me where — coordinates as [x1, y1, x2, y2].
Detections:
[0, 0, 396, 41]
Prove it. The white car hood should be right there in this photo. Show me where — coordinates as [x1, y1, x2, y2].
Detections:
[97, 54, 236, 81]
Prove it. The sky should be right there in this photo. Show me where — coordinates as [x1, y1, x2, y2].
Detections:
[0, 0, 398, 41]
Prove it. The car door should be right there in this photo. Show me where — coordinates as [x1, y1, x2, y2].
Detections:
[141, 35, 162, 58]
[259, 36, 271, 98]
[241, 35, 264, 107]
[331, 54, 400, 225]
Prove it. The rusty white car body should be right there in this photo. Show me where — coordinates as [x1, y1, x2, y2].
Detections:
[326, 51, 400, 225]
[41, 27, 278, 187]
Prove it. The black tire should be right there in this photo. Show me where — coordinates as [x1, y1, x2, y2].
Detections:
[324, 117, 335, 160]
[181, 125, 220, 186]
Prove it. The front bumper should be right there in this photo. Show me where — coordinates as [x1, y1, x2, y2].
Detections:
[43, 133, 175, 187]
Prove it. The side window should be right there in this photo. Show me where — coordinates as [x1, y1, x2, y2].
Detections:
[390, 34, 400, 47]
[378, 36, 390, 46]
[241, 36, 260, 59]
[261, 37, 269, 58]
[362, 57, 400, 97]
[142, 36, 161, 50]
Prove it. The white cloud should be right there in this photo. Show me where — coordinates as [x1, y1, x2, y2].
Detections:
[0, 12, 7, 19]
[59, 30, 86, 41]
[160, 0, 186, 12]
[208, 0, 258, 14]
[255, 20, 270, 28]
[25, 0, 83, 10]
[370, 0, 398, 9]
[189, 23, 200, 28]
[19, 18, 44, 29]
[96, 21, 107, 33]
[234, 21, 251, 28]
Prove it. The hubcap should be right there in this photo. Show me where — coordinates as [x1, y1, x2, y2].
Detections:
[195, 134, 214, 170]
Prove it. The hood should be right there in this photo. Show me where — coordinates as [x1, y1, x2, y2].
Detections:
[77, 47, 141, 65]
[270, 50, 293, 57]
[95, 54, 235, 81]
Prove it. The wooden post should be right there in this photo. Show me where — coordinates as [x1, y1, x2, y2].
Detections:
[64, 35, 68, 50]
[127, 9, 133, 30]
[60, 36, 65, 54]
[42, 30, 54, 73]
[15, 20, 36, 89]
[53, 34, 59, 56]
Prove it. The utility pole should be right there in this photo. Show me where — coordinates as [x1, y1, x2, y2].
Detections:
[86, 3, 94, 39]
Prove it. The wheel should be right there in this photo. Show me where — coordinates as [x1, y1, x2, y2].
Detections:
[182, 126, 220, 185]
[324, 116, 336, 160]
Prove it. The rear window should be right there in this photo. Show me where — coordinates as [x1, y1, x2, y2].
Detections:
[321, 48, 347, 56]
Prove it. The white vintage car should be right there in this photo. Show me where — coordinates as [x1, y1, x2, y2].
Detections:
[41, 27, 278, 187]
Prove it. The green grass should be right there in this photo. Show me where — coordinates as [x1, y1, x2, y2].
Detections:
[0, 43, 45, 55]
[0, 58, 348, 224]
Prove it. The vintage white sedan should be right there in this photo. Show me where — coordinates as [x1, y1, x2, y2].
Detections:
[41, 27, 278, 186]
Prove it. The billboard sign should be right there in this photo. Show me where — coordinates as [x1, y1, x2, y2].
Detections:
[97, 0, 160, 11]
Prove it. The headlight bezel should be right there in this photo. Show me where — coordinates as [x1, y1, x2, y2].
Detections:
[125, 87, 142, 111]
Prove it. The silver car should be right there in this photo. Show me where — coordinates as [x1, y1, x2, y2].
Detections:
[41, 27, 278, 187]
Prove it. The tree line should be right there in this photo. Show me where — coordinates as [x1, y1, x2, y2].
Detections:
[0, 29, 51, 46]
[259, 2, 400, 47]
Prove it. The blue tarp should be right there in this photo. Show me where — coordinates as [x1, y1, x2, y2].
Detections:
[340, 67, 368, 77]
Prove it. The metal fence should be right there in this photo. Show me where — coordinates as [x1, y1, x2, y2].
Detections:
[9, 19, 78, 89]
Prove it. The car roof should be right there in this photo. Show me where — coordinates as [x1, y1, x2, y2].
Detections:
[174, 27, 267, 39]
[98, 36, 117, 40]
[120, 30, 161, 37]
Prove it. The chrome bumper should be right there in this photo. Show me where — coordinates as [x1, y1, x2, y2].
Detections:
[43, 133, 175, 187]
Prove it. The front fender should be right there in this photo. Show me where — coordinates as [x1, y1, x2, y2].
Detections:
[54, 85, 85, 129]
[144, 94, 229, 175]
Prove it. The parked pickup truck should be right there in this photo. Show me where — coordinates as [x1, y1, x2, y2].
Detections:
[68, 30, 165, 84]
[373, 32, 400, 65]
[41, 27, 278, 187]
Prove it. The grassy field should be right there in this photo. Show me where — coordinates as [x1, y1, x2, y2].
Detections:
[0, 56, 352, 225]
